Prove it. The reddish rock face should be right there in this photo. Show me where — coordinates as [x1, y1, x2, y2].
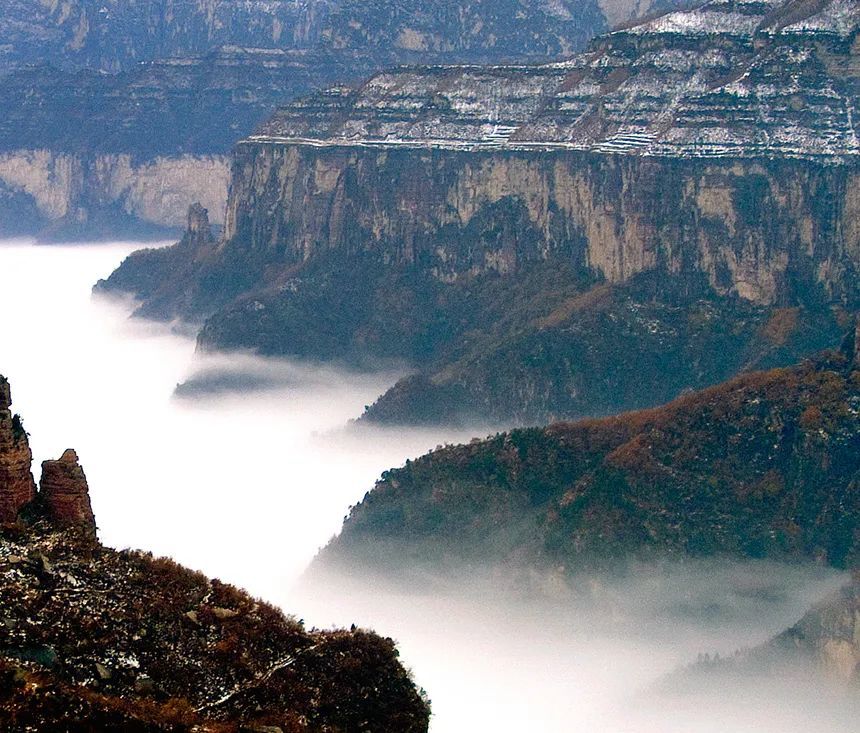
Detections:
[0, 376, 36, 524]
[39, 449, 96, 534]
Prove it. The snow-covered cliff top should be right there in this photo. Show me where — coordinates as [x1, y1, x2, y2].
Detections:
[251, 0, 860, 161]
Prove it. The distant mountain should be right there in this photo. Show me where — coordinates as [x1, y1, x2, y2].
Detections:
[0, 373, 429, 731]
[0, 0, 678, 73]
[313, 331, 860, 580]
[0, 0, 685, 238]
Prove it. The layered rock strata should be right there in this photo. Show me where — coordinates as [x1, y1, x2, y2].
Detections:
[0, 1, 687, 237]
[38, 450, 95, 535]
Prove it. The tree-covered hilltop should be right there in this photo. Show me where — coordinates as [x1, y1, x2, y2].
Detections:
[314, 333, 860, 580]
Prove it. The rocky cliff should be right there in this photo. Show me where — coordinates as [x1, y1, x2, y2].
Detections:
[312, 334, 860, 580]
[103, 0, 860, 425]
[0, 150, 230, 239]
[0, 376, 96, 534]
[0, 1, 682, 238]
[0, 372, 429, 730]
[38, 450, 95, 534]
[0, 44, 337, 238]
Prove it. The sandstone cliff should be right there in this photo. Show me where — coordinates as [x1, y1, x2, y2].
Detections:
[0, 1, 688, 238]
[0, 150, 229, 238]
[0, 375, 96, 533]
[219, 146, 860, 306]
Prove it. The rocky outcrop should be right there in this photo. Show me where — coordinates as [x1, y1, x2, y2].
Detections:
[0, 377, 35, 525]
[0, 375, 96, 534]
[38, 450, 95, 535]
[185, 203, 214, 247]
[0, 376, 429, 731]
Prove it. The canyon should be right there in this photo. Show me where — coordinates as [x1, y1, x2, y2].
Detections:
[103, 0, 860, 425]
[4, 238, 860, 730]
[8, 0, 860, 726]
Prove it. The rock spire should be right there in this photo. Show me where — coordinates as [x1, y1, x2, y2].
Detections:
[0, 375, 36, 524]
[0, 374, 96, 533]
[39, 449, 96, 534]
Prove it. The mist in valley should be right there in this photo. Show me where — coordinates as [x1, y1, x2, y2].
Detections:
[1, 238, 858, 732]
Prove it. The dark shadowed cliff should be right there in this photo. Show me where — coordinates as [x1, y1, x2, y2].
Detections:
[0, 374, 430, 732]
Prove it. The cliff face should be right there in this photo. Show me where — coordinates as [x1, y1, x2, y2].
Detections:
[0, 45, 329, 238]
[0, 377, 35, 525]
[313, 340, 860, 581]
[0, 1, 684, 238]
[0, 150, 229, 238]
[222, 145, 860, 306]
[0, 371, 430, 730]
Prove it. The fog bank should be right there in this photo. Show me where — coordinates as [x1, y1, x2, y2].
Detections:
[0, 239, 483, 594]
[1, 239, 856, 732]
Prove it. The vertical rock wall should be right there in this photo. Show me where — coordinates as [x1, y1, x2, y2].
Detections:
[0, 151, 230, 236]
[223, 143, 860, 307]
